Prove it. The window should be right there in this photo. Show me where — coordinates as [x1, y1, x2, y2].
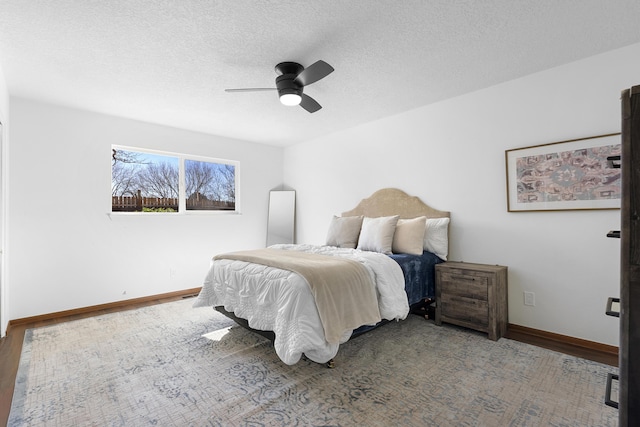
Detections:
[111, 146, 239, 214]
[185, 159, 235, 211]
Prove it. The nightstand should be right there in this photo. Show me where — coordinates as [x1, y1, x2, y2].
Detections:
[435, 261, 508, 340]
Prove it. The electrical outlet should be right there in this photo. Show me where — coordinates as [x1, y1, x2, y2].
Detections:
[524, 291, 535, 306]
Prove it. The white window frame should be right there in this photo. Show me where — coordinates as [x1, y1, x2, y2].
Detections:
[110, 145, 241, 215]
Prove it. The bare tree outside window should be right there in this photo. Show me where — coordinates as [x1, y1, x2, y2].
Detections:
[112, 148, 179, 212]
[111, 147, 238, 213]
[185, 160, 236, 211]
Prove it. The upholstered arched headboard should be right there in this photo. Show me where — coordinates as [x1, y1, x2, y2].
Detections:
[341, 188, 450, 219]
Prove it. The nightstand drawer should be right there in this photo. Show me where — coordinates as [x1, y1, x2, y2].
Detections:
[440, 294, 488, 324]
[439, 272, 488, 301]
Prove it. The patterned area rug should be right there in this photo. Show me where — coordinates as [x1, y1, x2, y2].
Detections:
[9, 298, 618, 426]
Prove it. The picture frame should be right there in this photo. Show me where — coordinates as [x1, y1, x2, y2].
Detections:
[505, 133, 621, 212]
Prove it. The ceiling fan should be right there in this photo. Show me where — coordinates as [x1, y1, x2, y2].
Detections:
[225, 60, 334, 113]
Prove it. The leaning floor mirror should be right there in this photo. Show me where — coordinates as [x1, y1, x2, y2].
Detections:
[266, 190, 296, 246]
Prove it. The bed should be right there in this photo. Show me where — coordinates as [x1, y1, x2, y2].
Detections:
[193, 188, 450, 366]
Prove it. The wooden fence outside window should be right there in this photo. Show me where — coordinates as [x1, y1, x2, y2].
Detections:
[112, 193, 234, 212]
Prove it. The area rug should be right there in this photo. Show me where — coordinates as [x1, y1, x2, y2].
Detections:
[9, 298, 618, 426]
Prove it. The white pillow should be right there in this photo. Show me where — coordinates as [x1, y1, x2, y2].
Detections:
[357, 215, 399, 254]
[325, 215, 363, 249]
[392, 216, 427, 255]
[424, 217, 449, 260]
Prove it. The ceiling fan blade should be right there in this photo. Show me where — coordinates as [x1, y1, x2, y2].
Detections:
[225, 88, 276, 92]
[299, 94, 322, 113]
[295, 60, 334, 87]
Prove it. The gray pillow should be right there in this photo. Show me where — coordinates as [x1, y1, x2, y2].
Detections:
[325, 215, 364, 248]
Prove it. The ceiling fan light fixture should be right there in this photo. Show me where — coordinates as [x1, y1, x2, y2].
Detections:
[280, 92, 302, 106]
[225, 60, 333, 113]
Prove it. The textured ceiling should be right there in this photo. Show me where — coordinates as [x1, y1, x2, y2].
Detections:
[1, 1, 639, 147]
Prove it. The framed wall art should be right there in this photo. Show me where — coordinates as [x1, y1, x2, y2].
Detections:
[505, 133, 621, 212]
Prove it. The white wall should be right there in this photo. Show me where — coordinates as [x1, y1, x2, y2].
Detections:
[0, 62, 9, 336]
[284, 42, 640, 347]
[6, 98, 284, 321]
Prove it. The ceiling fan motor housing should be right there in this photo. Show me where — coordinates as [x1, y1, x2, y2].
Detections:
[275, 62, 304, 97]
[276, 74, 302, 97]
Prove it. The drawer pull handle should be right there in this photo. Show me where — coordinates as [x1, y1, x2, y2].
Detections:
[451, 275, 475, 281]
[606, 297, 620, 317]
[605, 373, 619, 409]
[606, 155, 621, 168]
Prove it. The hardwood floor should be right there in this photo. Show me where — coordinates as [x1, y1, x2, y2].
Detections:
[0, 292, 619, 427]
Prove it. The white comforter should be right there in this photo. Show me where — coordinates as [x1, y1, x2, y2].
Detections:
[193, 244, 408, 365]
